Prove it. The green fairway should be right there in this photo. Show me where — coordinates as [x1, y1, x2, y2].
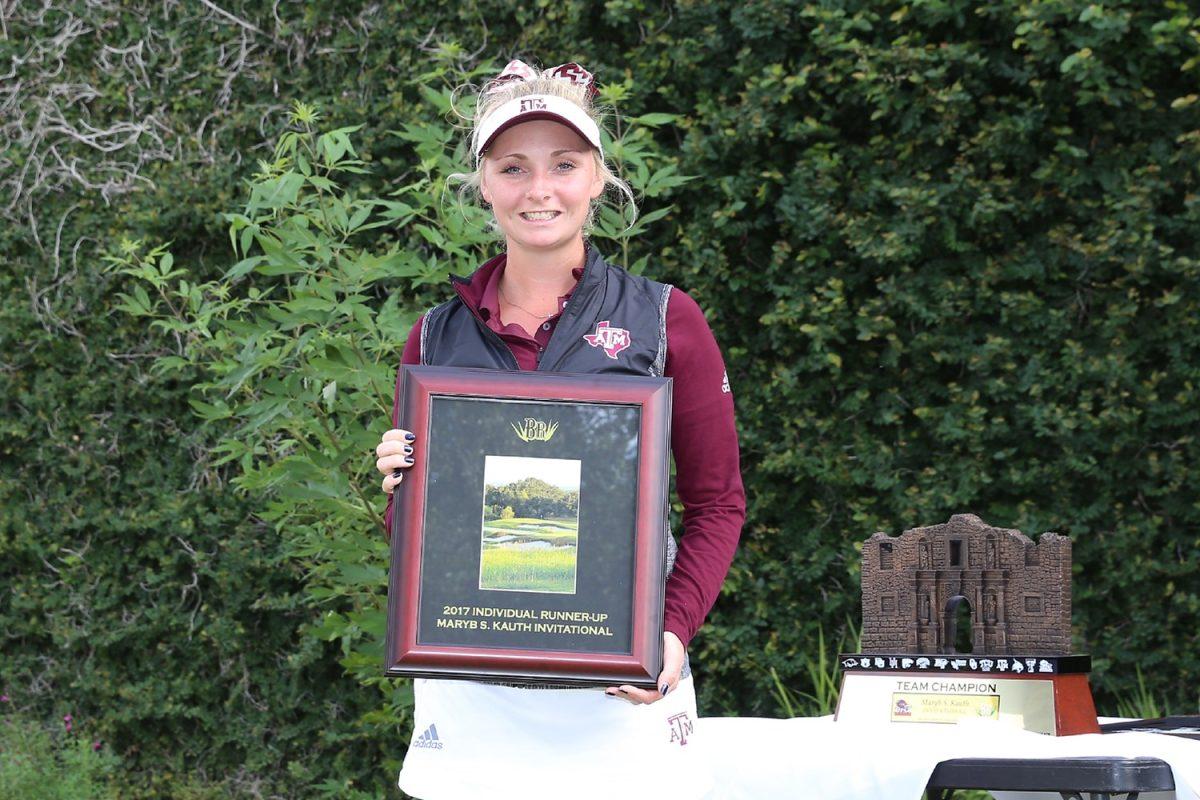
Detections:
[480, 517, 578, 593]
[479, 545, 577, 593]
[482, 517, 578, 543]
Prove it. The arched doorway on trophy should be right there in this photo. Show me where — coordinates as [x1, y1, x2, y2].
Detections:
[942, 594, 974, 654]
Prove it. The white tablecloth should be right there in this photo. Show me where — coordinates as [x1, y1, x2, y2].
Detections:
[696, 716, 1200, 800]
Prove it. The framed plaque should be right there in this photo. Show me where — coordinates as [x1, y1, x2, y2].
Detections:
[384, 365, 672, 689]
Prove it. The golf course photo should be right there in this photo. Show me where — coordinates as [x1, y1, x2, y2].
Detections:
[479, 456, 581, 594]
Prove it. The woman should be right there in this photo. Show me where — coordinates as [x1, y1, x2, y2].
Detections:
[375, 60, 744, 800]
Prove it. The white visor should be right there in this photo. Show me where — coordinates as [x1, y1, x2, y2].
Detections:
[475, 94, 602, 160]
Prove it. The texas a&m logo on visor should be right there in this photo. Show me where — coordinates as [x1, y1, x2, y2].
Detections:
[583, 321, 631, 359]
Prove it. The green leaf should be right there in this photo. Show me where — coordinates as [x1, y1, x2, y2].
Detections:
[414, 223, 445, 247]
[628, 112, 679, 127]
[346, 202, 373, 233]
[133, 284, 152, 312]
[251, 172, 305, 212]
[626, 205, 673, 236]
[418, 83, 452, 114]
[226, 256, 265, 279]
[188, 397, 232, 421]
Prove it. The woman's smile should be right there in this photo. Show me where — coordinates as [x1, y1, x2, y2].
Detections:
[520, 210, 562, 222]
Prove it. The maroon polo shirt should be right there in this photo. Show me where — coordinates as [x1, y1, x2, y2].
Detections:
[474, 253, 581, 368]
[386, 254, 745, 648]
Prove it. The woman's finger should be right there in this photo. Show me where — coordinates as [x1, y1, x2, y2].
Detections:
[375, 450, 415, 475]
[612, 684, 658, 705]
[381, 428, 416, 443]
[376, 433, 416, 457]
[382, 470, 404, 494]
[377, 439, 414, 454]
[603, 684, 660, 704]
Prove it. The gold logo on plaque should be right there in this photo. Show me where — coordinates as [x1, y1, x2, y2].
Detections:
[511, 418, 559, 442]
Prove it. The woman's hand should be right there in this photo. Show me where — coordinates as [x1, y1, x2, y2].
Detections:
[605, 631, 685, 704]
[376, 428, 417, 494]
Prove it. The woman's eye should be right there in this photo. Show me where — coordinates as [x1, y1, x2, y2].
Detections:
[501, 165, 522, 174]
[556, 161, 576, 171]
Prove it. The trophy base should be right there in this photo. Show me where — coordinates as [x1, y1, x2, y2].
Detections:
[835, 653, 1099, 736]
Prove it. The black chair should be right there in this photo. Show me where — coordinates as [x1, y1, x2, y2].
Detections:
[926, 756, 1176, 800]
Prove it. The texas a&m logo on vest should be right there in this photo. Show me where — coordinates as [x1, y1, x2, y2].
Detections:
[582, 320, 631, 360]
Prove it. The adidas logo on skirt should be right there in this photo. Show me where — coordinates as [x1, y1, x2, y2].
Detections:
[412, 723, 444, 750]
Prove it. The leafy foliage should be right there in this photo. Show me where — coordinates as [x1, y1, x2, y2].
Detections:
[484, 477, 580, 520]
[0, 704, 118, 800]
[666, 0, 1200, 719]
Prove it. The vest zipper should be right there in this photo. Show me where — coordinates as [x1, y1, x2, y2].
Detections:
[474, 317, 521, 371]
[533, 250, 600, 371]
[449, 247, 602, 372]
[536, 294, 583, 373]
[453, 282, 521, 371]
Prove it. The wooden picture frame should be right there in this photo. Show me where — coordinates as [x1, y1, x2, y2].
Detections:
[385, 366, 672, 689]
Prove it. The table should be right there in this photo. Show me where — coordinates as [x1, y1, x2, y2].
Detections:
[697, 716, 1199, 800]
[926, 756, 1176, 800]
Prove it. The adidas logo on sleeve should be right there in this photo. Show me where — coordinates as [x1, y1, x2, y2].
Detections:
[412, 723, 444, 750]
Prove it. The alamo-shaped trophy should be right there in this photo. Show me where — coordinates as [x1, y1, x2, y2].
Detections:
[836, 514, 1099, 735]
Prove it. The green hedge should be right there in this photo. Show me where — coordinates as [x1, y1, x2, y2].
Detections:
[664, 0, 1200, 716]
[2, 0, 1198, 795]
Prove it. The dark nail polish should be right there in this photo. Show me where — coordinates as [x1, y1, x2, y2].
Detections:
[403, 445, 413, 454]
[404, 432, 416, 441]
[391, 469, 403, 479]
[605, 690, 617, 697]
[660, 684, 669, 696]
[404, 456, 414, 464]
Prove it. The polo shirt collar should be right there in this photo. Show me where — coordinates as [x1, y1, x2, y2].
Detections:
[450, 246, 603, 324]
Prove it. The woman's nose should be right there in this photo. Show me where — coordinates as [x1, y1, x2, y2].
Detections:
[525, 171, 551, 200]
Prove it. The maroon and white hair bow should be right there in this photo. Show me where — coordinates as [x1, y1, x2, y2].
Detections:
[484, 59, 598, 99]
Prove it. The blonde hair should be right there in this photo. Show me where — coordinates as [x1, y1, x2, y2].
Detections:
[448, 65, 637, 237]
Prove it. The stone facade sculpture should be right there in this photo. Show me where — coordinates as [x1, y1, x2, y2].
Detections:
[860, 514, 1071, 655]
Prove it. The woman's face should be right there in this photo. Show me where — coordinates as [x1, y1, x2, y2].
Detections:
[479, 119, 604, 257]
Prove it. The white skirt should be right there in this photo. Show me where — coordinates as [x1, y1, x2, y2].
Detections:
[398, 676, 712, 800]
